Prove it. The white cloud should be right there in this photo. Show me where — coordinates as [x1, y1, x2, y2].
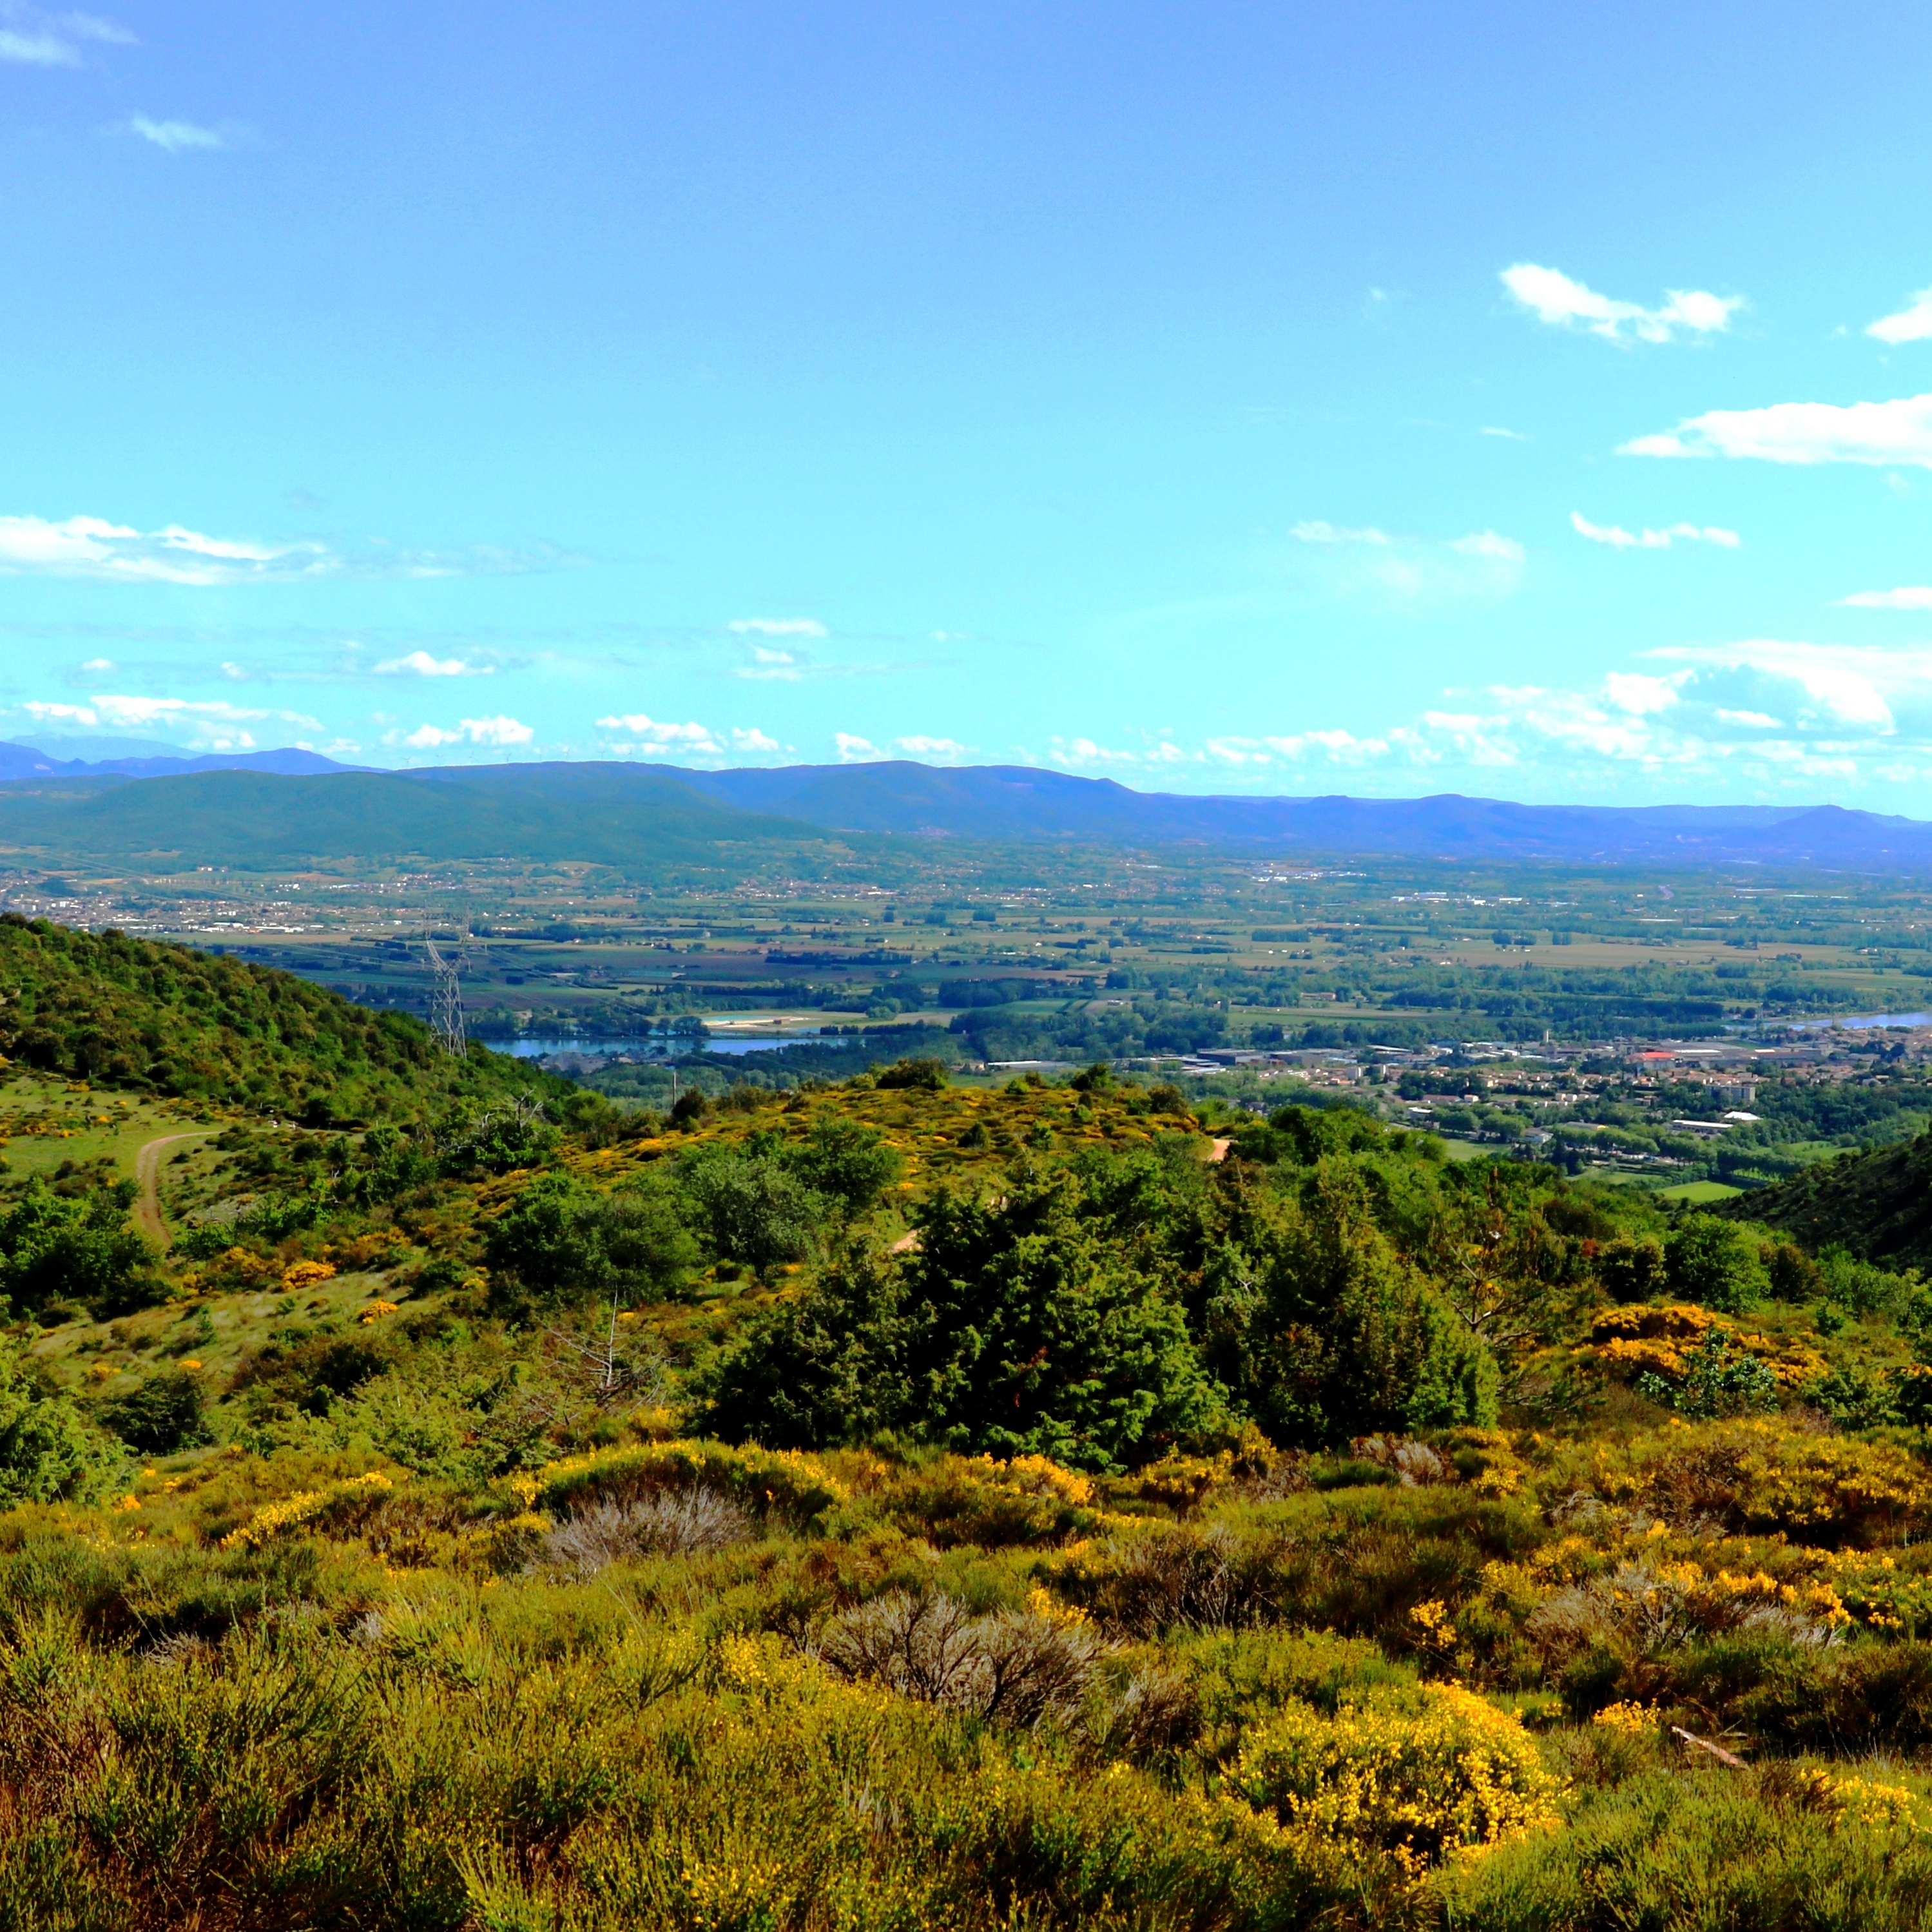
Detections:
[0, 6, 130, 64]
[19, 691, 318, 751]
[730, 728, 781, 753]
[373, 650, 492, 677]
[1290, 520, 1392, 545]
[0, 27, 70, 61]
[79, 656, 113, 671]
[749, 645, 794, 664]
[1480, 426, 1531, 441]
[728, 617, 827, 639]
[595, 711, 716, 744]
[1840, 586, 1932, 610]
[1027, 639, 1932, 795]
[1604, 671, 1685, 714]
[1289, 519, 1526, 601]
[1500, 263, 1742, 345]
[1620, 392, 1932, 467]
[0, 513, 327, 586]
[402, 714, 533, 750]
[835, 733, 884, 762]
[1869, 289, 1932, 346]
[894, 735, 969, 758]
[1648, 639, 1917, 731]
[1570, 510, 1742, 550]
[128, 115, 226, 153]
[1450, 530, 1525, 563]
[0, 511, 573, 584]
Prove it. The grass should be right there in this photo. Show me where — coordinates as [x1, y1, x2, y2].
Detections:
[0, 1070, 212, 1190]
[1657, 1179, 1746, 1203]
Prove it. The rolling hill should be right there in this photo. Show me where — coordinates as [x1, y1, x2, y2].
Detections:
[1716, 1132, 1932, 1270]
[0, 916, 554, 1121]
[0, 766, 850, 875]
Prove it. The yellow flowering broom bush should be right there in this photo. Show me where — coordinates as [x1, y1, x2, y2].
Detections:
[1235, 1681, 1561, 1868]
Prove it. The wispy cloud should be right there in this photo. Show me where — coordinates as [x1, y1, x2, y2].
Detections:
[1869, 287, 1932, 346]
[126, 115, 227, 153]
[835, 733, 884, 762]
[1480, 425, 1531, 441]
[1500, 263, 1742, 345]
[1570, 511, 1741, 550]
[1035, 640, 1932, 793]
[1840, 586, 1932, 610]
[18, 692, 318, 753]
[0, 5, 131, 65]
[1289, 517, 1525, 599]
[894, 735, 969, 758]
[0, 511, 583, 585]
[1621, 393, 1932, 467]
[728, 617, 827, 639]
[401, 715, 533, 750]
[374, 650, 492, 677]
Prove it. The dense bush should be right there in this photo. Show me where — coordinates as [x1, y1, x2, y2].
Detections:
[483, 1172, 698, 1305]
[0, 1179, 157, 1318]
[0, 1340, 120, 1505]
[694, 1169, 1224, 1470]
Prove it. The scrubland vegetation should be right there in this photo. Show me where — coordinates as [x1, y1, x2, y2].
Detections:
[12, 923, 1932, 1926]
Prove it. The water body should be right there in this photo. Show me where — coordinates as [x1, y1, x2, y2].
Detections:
[1790, 1012, 1932, 1032]
[493, 1034, 853, 1059]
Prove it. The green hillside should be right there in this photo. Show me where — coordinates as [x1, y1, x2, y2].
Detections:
[0, 915, 549, 1121]
[0, 765, 849, 875]
[1716, 1129, 1932, 1268]
[10, 978, 1932, 1922]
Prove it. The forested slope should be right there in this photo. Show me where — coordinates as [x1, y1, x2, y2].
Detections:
[0, 915, 549, 1121]
[1717, 1128, 1932, 1269]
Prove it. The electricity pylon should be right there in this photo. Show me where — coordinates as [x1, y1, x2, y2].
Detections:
[423, 929, 467, 1058]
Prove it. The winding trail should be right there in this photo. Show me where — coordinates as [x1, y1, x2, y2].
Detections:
[134, 1132, 211, 1250]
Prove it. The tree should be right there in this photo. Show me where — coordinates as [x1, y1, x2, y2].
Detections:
[681, 1152, 824, 1271]
[1664, 1214, 1766, 1313]
[100, 1367, 211, 1455]
[695, 1171, 1223, 1472]
[0, 1179, 158, 1319]
[0, 1339, 119, 1505]
[787, 1115, 903, 1221]
[1199, 1159, 1498, 1448]
[484, 1172, 697, 1306]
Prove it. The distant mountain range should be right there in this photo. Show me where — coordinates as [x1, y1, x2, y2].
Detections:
[0, 741, 357, 781]
[3, 748, 1931, 869]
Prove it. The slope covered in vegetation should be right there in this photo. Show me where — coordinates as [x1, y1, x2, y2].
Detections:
[0, 914, 552, 1122]
[1716, 1127, 1932, 1270]
[8, 952, 1932, 1926]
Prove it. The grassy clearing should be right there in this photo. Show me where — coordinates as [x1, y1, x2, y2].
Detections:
[1658, 1179, 1746, 1203]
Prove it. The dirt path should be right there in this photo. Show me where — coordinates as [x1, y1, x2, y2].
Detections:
[134, 1132, 211, 1249]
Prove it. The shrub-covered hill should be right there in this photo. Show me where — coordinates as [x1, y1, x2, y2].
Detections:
[1716, 1128, 1932, 1270]
[0, 914, 554, 1121]
[15, 1062, 1932, 1926]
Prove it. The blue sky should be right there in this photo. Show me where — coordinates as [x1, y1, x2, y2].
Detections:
[8, 2, 1932, 806]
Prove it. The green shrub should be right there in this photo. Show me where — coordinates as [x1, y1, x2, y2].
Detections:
[0, 1340, 121, 1505]
[99, 1367, 212, 1455]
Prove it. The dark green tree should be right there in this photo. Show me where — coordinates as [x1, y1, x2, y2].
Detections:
[0, 1180, 158, 1318]
[484, 1172, 697, 1305]
[695, 1170, 1223, 1472]
[99, 1367, 211, 1455]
